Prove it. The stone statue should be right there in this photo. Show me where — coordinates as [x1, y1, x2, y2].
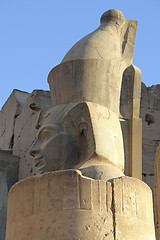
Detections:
[30, 101, 125, 180]
[30, 102, 95, 173]
[5, 9, 156, 240]
[30, 9, 141, 180]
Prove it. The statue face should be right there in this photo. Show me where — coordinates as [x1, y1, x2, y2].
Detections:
[30, 122, 79, 173]
[30, 102, 95, 173]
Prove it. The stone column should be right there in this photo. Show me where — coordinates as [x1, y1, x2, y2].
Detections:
[120, 65, 142, 180]
[6, 170, 155, 240]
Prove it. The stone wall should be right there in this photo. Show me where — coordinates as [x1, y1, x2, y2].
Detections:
[0, 151, 19, 240]
[0, 89, 52, 180]
[140, 83, 160, 193]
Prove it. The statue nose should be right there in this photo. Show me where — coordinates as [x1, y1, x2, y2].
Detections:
[30, 144, 40, 157]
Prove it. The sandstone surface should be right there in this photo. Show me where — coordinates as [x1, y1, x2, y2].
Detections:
[0, 9, 158, 240]
[0, 150, 19, 240]
[13, 90, 52, 179]
[47, 9, 142, 180]
[154, 145, 160, 239]
[5, 170, 155, 240]
[0, 150, 19, 190]
[0, 89, 52, 180]
[0, 172, 8, 240]
[0, 89, 29, 150]
[140, 83, 160, 192]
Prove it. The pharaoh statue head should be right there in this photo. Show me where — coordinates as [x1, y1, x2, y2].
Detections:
[30, 9, 140, 180]
[30, 102, 95, 173]
[30, 101, 125, 180]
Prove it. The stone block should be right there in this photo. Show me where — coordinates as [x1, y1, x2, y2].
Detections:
[111, 176, 155, 240]
[0, 150, 19, 240]
[0, 90, 29, 150]
[0, 150, 19, 190]
[0, 172, 8, 240]
[12, 90, 52, 180]
[140, 83, 160, 192]
[6, 171, 155, 240]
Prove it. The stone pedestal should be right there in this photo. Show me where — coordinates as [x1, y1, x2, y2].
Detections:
[6, 170, 155, 240]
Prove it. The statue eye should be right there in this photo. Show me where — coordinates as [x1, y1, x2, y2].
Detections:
[38, 125, 61, 140]
[41, 130, 52, 140]
[38, 129, 51, 140]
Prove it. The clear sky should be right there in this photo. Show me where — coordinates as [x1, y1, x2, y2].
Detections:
[0, 0, 159, 109]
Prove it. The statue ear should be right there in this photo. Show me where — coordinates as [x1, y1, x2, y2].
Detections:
[78, 121, 88, 136]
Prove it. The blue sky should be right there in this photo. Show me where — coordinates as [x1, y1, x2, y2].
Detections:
[0, 0, 159, 109]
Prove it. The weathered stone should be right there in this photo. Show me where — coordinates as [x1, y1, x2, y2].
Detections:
[140, 83, 160, 192]
[0, 150, 19, 240]
[80, 164, 124, 181]
[0, 172, 8, 240]
[120, 120, 130, 175]
[48, 9, 138, 114]
[120, 64, 142, 179]
[120, 65, 141, 120]
[85, 102, 124, 172]
[61, 9, 137, 66]
[129, 118, 142, 179]
[30, 102, 95, 173]
[46, 10, 142, 180]
[154, 145, 160, 239]
[13, 90, 52, 180]
[5, 171, 155, 240]
[0, 89, 29, 150]
[0, 8, 157, 240]
[0, 150, 19, 190]
[48, 59, 129, 114]
[30, 101, 125, 180]
[111, 176, 155, 240]
[147, 85, 160, 111]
